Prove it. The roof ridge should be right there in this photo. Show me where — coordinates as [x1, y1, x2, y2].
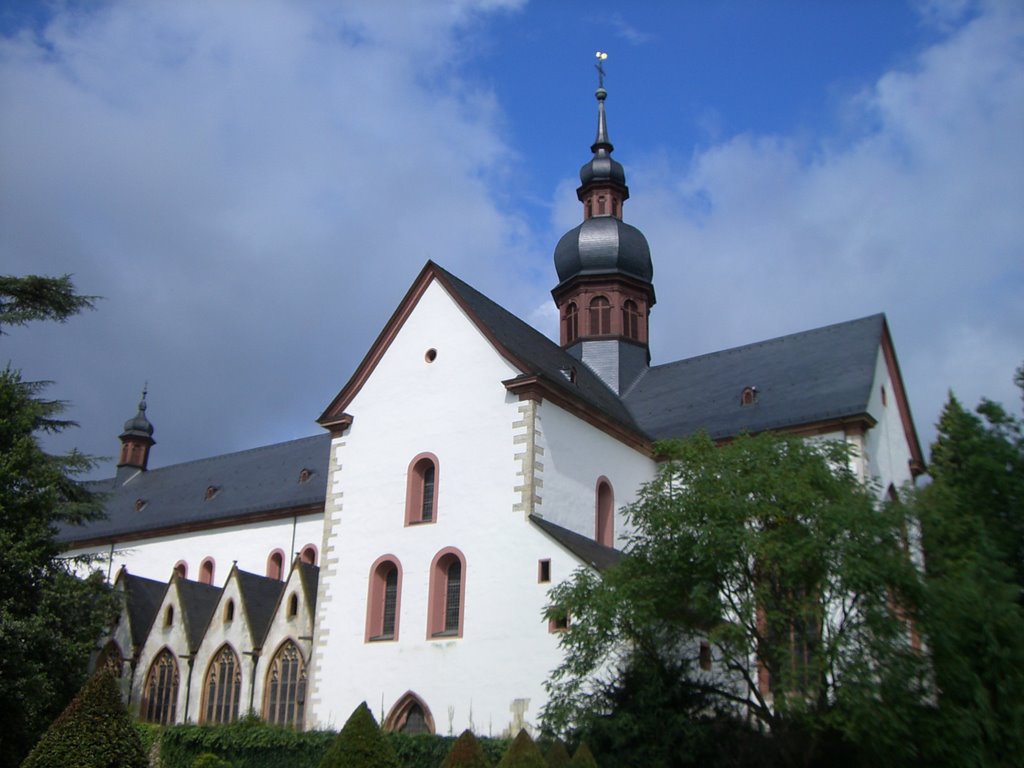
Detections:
[649, 313, 885, 373]
[99, 432, 329, 481]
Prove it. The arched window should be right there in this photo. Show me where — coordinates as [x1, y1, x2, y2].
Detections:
[264, 641, 307, 728]
[287, 593, 299, 619]
[596, 478, 614, 547]
[741, 386, 758, 406]
[589, 296, 611, 335]
[383, 691, 436, 734]
[405, 454, 439, 525]
[164, 605, 174, 627]
[565, 302, 579, 344]
[202, 645, 241, 724]
[224, 599, 235, 623]
[622, 299, 640, 340]
[427, 548, 466, 638]
[199, 557, 215, 585]
[300, 544, 318, 566]
[366, 556, 402, 642]
[141, 648, 179, 725]
[96, 641, 124, 678]
[173, 561, 187, 579]
[267, 550, 285, 581]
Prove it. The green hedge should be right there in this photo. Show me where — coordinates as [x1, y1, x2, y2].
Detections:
[156, 719, 509, 768]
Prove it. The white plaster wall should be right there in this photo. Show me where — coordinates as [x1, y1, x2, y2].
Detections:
[862, 346, 917, 495]
[310, 280, 595, 735]
[534, 400, 655, 546]
[65, 513, 322, 586]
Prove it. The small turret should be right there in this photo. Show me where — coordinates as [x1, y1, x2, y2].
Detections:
[117, 386, 154, 477]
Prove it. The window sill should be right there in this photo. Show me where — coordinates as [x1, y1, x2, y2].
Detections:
[368, 634, 395, 643]
[430, 630, 460, 639]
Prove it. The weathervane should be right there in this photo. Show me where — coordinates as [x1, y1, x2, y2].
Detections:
[595, 51, 608, 89]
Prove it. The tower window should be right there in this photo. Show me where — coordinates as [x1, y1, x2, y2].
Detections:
[565, 302, 579, 344]
[598, 196, 606, 215]
[622, 299, 640, 340]
[589, 296, 611, 335]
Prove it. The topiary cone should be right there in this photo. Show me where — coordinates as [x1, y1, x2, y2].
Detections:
[21, 669, 147, 768]
[569, 742, 598, 768]
[497, 729, 546, 768]
[544, 740, 572, 767]
[442, 729, 492, 768]
[318, 701, 400, 768]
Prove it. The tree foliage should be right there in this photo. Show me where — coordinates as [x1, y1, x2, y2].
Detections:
[0, 274, 95, 333]
[542, 432, 927, 766]
[912, 371, 1024, 766]
[442, 729, 492, 768]
[496, 731, 545, 768]
[0, 275, 116, 766]
[20, 669, 147, 768]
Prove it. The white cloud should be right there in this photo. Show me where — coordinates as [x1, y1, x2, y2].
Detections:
[625, 1, 1024, 450]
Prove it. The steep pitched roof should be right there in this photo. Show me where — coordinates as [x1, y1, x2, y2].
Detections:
[118, 571, 168, 648]
[60, 433, 330, 545]
[233, 569, 286, 648]
[530, 514, 623, 572]
[624, 314, 887, 441]
[297, 562, 320, 611]
[176, 578, 222, 652]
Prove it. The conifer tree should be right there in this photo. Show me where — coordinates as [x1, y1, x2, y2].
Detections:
[568, 742, 597, 768]
[543, 740, 571, 768]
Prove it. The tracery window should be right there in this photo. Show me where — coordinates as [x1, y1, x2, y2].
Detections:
[202, 645, 241, 724]
[406, 454, 439, 525]
[96, 641, 124, 678]
[141, 648, 179, 725]
[264, 641, 307, 728]
[589, 296, 611, 335]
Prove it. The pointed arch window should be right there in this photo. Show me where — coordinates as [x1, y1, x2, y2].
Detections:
[366, 556, 402, 642]
[589, 296, 611, 335]
[405, 454, 439, 525]
[384, 692, 436, 734]
[264, 641, 307, 728]
[622, 299, 641, 341]
[141, 648, 179, 725]
[596, 478, 614, 547]
[96, 641, 124, 678]
[428, 548, 466, 638]
[202, 645, 242, 724]
[565, 302, 579, 343]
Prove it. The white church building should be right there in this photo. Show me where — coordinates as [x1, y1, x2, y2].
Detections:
[60, 81, 924, 737]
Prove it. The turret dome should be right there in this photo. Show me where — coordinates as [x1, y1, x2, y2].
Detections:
[554, 216, 652, 287]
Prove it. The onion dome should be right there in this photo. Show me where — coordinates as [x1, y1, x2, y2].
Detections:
[579, 87, 626, 187]
[554, 217, 652, 284]
[121, 388, 154, 438]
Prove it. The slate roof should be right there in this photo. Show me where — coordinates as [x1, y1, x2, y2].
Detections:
[119, 571, 168, 648]
[234, 569, 286, 648]
[436, 266, 644, 436]
[623, 314, 885, 441]
[60, 433, 330, 545]
[177, 578, 222, 652]
[530, 514, 623, 572]
[297, 562, 320, 612]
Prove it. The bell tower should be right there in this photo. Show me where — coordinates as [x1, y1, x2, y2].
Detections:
[117, 386, 154, 479]
[552, 54, 655, 394]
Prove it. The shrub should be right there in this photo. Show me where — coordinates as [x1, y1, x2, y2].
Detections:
[21, 669, 147, 768]
[193, 754, 233, 768]
[496, 730, 546, 768]
[543, 741, 571, 767]
[441, 730, 491, 768]
[568, 743, 597, 768]
[318, 702, 400, 768]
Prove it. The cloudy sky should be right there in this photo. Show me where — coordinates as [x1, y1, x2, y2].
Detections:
[2, 0, 1021, 478]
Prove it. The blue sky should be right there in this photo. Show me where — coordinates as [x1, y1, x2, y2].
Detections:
[1, 0, 1021, 477]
